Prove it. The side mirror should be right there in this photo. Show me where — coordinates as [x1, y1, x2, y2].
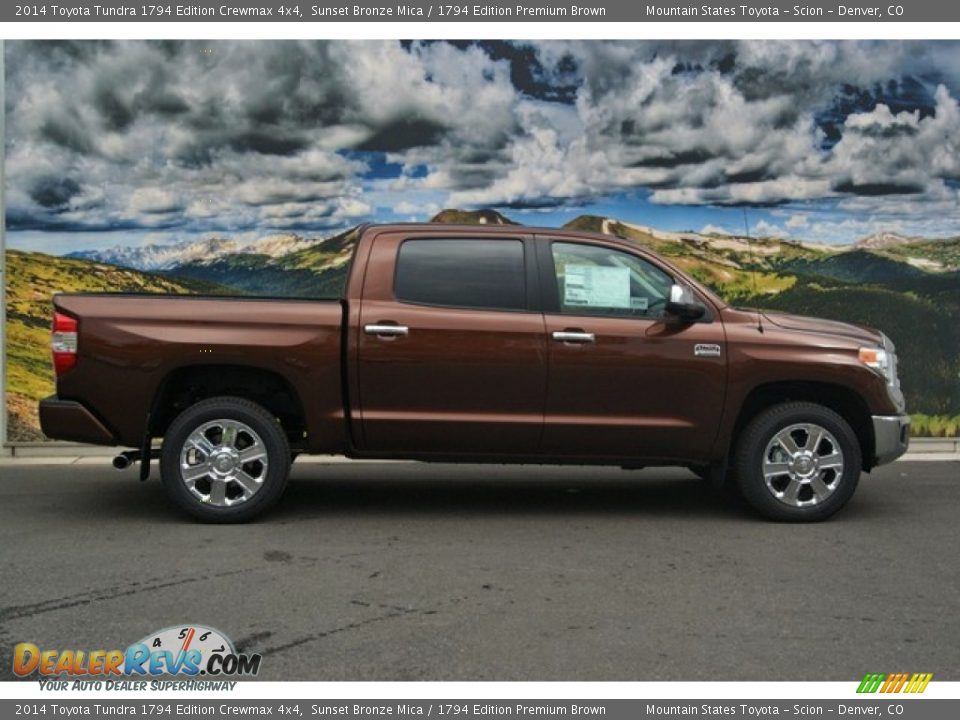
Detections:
[665, 284, 706, 322]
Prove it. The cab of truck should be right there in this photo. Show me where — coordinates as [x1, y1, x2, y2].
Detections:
[40, 224, 909, 523]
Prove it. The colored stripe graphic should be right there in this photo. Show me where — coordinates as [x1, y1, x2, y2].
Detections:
[881, 672, 906, 693]
[857, 673, 885, 693]
[857, 672, 932, 693]
[904, 673, 933, 693]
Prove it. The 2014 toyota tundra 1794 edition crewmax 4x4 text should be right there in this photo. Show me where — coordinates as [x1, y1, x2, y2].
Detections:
[39, 224, 910, 523]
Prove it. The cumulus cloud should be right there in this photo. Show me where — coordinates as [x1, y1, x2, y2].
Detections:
[825, 85, 960, 196]
[442, 40, 959, 231]
[700, 224, 732, 236]
[752, 220, 787, 238]
[4, 40, 960, 242]
[5, 40, 520, 235]
[129, 188, 183, 215]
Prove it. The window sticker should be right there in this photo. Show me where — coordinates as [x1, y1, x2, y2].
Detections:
[564, 265, 631, 308]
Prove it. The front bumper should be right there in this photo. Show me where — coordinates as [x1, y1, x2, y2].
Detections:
[872, 414, 910, 467]
[39, 395, 117, 445]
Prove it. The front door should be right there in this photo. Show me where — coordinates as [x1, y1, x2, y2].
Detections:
[356, 233, 547, 455]
[538, 238, 727, 461]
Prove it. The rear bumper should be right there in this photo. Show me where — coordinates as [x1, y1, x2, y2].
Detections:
[872, 414, 910, 467]
[38, 396, 117, 445]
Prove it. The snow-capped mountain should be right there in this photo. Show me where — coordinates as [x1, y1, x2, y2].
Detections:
[854, 231, 925, 249]
[67, 234, 321, 271]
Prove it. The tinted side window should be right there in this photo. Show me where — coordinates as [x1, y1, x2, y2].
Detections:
[395, 239, 526, 310]
[551, 242, 673, 318]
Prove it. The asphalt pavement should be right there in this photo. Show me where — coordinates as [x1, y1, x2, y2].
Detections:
[1, 460, 957, 681]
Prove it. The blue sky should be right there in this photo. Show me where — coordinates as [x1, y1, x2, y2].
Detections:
[5, 40, 960, 255]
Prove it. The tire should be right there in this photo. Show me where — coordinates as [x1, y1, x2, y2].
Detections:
[160, 396, 291, 523]
[733, 402, 862, 522]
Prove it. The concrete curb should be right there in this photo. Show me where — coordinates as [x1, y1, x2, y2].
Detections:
[2, 438, 958, 464]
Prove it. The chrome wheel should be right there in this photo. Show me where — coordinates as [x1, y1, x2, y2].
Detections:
[179, 419, 268, 507]
[762, 423, 844, 508]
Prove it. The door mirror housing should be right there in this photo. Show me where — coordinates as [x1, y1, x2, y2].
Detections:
[665, 284, 706, 322]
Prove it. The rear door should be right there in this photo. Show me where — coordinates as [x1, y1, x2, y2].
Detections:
[355, 232, 547, 455]
[538, 237, 727, 461]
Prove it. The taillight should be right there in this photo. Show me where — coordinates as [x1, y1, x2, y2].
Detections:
[52, 312, 78, 376]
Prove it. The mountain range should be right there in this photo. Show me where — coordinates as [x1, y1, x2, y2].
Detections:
[67, 233, 322, 271]
[854, 231, 928, 249]
[5, 208, 960, 441]
[64, 213, 960, 278]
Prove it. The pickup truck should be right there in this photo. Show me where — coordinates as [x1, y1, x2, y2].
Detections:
[39, 223, 910, 523]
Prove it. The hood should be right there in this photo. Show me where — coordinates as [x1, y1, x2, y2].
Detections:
[760, 310, 883, 345]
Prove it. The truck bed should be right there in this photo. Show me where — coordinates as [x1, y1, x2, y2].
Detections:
[50, 293, 347, 452]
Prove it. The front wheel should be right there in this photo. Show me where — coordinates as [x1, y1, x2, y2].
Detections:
[160, 397, 291, 522]
[734, 402, 862, 522]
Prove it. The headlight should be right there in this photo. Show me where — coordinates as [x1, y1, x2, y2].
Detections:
[860, 334, 905, 412]
[858, 346, 892, 383]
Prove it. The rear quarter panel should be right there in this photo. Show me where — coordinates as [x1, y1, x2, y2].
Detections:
[53, 294, 346, 452]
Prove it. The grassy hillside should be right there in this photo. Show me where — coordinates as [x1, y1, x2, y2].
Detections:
[777, 250, 928, 283]
[4, 250, 229, 441]
[876, 237, 960, 271]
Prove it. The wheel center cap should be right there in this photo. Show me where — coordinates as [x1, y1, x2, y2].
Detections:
[212, 450, 238, 474]
[792, 454, 817, 477]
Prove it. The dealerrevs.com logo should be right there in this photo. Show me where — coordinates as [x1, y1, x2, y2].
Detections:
[13, 625, 261, 679]
[857, 673, 933, 694]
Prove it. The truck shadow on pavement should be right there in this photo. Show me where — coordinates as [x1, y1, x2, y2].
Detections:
[41, 463, 889, 523]
[49, 464, 759, 523]
[271, 486, 756, 523]
[264, 465, 754, 521]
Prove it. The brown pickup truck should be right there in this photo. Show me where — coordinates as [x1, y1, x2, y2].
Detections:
[40, 223, 909, 522]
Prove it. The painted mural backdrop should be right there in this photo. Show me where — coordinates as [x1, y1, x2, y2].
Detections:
[5, 40, 960, 440]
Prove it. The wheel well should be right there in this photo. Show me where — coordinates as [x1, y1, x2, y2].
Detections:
[148, 365, 307, 446]
[731, 382, 875, 470]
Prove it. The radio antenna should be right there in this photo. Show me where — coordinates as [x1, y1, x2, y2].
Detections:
[742, 207, 764, 333]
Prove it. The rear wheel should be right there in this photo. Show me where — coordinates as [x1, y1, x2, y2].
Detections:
[734, 402, 861, 522]
[160, 397, 290, 522]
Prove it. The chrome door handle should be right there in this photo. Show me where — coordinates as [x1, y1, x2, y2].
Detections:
[552, 331, 595, 343]
[364, 324, 409, 337]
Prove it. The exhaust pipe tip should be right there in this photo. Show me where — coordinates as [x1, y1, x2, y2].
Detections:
[112, 454, 132, 470]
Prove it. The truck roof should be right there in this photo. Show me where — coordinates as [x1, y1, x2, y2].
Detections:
[360, 222, 625, 244]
